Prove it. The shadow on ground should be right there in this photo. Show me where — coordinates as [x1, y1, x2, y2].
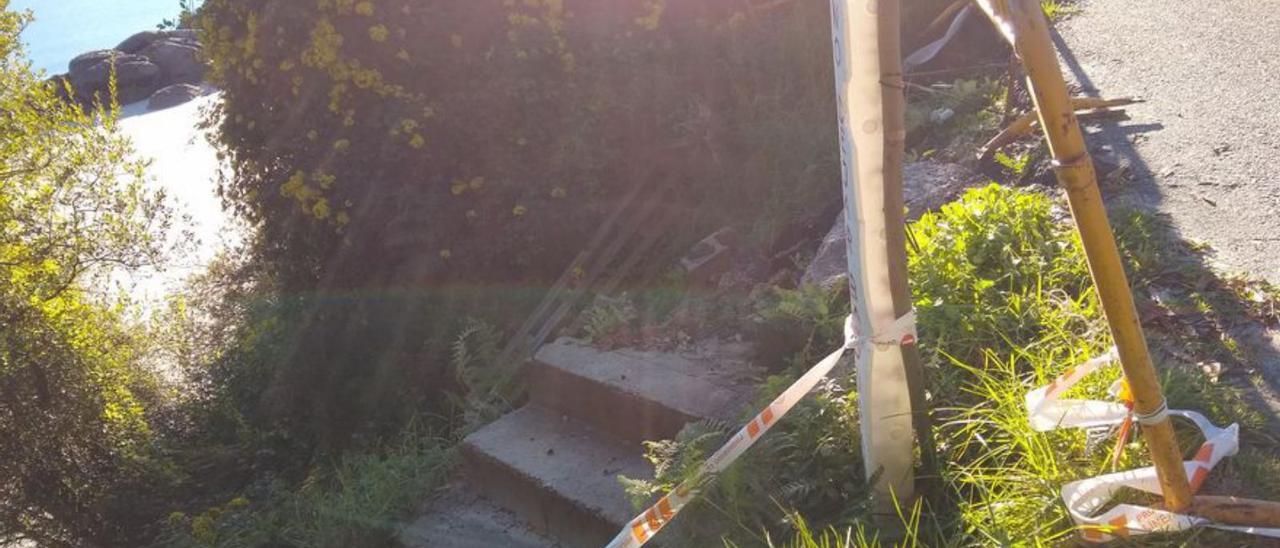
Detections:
[1048, 27, 1280, 441]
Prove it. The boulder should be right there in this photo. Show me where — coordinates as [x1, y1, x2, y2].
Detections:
[68, 49, 122, 73]
[139, 39, 204, 86]
[70, 57, 161, 105]
[147, 83, 203, 111]
[901, 160, 980, 220]
[69, 53, 148, 87]
[116, 30, 164, 54]
[800, 160, 983, 288]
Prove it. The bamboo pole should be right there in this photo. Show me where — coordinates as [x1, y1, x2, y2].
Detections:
[877, 0, 940, 496]
[831, 0, 937, 510]
[973, 0, 1193, 511]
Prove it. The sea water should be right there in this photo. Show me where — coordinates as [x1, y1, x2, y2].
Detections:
[11, 0, 185, 75]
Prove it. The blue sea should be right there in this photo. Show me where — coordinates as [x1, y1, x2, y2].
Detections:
[10, 0, 189, 75]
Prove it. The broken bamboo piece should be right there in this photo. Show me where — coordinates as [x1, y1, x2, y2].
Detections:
[979, 97, 1141, 160]
[1188, 496, 1280, 529]
[974, 0, 1193, 511]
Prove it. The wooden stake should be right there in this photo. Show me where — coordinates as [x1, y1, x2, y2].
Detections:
[973, 0, 1193, 511]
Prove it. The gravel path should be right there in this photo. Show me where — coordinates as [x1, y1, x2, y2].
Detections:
[1055, 0, 1280, 284]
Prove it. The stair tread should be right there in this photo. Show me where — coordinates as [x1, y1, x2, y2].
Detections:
[533, 338, 759, 423]
[463, 404, 651, 528]
[399, 483, 557, 548]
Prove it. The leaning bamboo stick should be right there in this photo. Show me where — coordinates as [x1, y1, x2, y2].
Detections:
[974, 0, 1193, 511]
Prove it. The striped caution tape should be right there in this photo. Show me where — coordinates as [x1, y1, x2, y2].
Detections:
[604, 312, 918, 548]
[1026, 351, 1280, 542]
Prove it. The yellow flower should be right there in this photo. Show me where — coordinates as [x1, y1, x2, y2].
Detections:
[336, 211, 351, 226]
[354, 1, 374, 16]
[228, 497, 250, 508]
[396, 49, 410, 61]
[512, 204, 527, 217]
[281, 171, 306, 197]
[439, 249, 452, 260]
[307, 130, 318, 141]
[312, 199, 331, 219]
[635, 0, 666, 30]
[332, 139, 350, 151]
[451, 180, 467, 196]
[368, 25, 389, 42]
[409, 134, 425, 149]
[468, 177, 485, 191]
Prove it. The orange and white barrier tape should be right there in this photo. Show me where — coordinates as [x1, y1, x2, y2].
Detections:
[1028, 351, 1280, 542]
[604, 312, 918, 548]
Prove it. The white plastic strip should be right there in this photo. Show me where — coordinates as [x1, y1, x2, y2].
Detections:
[1027, 352, 1280, 542]
[903, 5, 974, 71]
[603, 313, 917, 548]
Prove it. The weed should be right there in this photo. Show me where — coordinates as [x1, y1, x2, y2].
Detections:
[446, 318, 520, 430]
[1040, 0, 1077, 20]
[993, 150, 1031, 177]
[580, 294, 639, 344]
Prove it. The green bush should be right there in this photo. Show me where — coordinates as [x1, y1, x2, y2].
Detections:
[156, 426, 453, 548]
[0, 5, 184, 546]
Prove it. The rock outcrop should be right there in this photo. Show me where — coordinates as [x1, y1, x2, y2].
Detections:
[51, 29, 208, 110]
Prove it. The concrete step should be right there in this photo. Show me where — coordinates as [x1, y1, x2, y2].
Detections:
[399, 483, 558, 548]
[462, 404, 653, 548]
[527, 338, 759, 445]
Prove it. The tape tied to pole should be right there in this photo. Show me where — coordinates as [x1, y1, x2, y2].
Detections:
[604, 311, 918, 548]
[1027, 351, 1280, 542]
[1133, 398, 1169, 427]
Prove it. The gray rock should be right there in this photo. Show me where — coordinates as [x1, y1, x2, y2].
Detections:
[68, 49, 123, 73]
[116, 31, 164, 54]
[139, 39, 204, 86]
[147, 83, 203, 110]
[800, 160, 982, 288]
[69, 57, 161, 104]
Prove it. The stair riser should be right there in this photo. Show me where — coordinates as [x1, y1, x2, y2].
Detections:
[526, 360, 696, 446]
[463, 442, 620, 548]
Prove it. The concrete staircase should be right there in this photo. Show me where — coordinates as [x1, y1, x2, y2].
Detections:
[402, 338, 757, 548]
